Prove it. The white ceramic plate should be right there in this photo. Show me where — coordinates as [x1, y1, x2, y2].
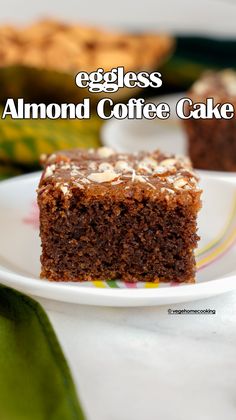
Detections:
[0, 172, 236, 306]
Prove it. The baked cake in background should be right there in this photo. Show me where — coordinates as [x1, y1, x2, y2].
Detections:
[183, 69, 236, 172]
[0, 19, 174, 103]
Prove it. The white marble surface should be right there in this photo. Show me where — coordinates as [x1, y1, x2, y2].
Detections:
[38, 291, 236, 420]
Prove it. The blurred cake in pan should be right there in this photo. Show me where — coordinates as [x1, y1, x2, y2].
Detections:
[0, 19, 174, 103]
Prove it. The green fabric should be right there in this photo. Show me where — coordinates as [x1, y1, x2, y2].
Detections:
[0, 108, 102, 168]
[0, 284, 85, 420]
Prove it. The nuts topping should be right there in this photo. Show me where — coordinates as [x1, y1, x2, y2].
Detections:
[97, 147, 115, 158]
[88, 171, 119, 183]
[111, 179, 123, 185]
[43, 149, 199, 193]
[160, 158, 177, 167]
[98, 162, 114, 172]
[173, 178, 188, 189]
[81, 177, 90, 184]
[138, 157, 157, 169]
[60, 184, 69, 195]
[88, 162, 97, 171]
[60, 163, 72, 170]
[137, 157, 158, 174]
[161, 187, 174, 194]
[221, 70, 236, 95]
[192, 80, 208, 95]
[132, 174, 146, 183]
[44, 164, 56, 178]
[72, 181, 84, 189]
[137, 166, 152, 174]
[115, 160, 132, 172]
[47, 153, 56, 163]
[154, 166, 168, 175]
[71, 168, 80, 176]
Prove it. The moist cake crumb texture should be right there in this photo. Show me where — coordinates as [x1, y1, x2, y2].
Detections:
[38, 147, 202, 283]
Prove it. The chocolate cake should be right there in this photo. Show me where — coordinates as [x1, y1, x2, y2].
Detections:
[183, 69, 236, 171]
[37, 147, 202, 283]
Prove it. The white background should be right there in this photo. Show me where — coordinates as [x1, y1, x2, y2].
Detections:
[1, 0, 236, 36]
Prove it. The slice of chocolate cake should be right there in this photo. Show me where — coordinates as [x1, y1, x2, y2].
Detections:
[37, 147, 202, 283]
[183, 69, 236, 171]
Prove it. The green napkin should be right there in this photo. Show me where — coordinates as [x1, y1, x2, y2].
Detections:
[0, 284, 85, 420]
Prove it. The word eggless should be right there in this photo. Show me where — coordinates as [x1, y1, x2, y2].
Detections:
[75, 67, 163, 93]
